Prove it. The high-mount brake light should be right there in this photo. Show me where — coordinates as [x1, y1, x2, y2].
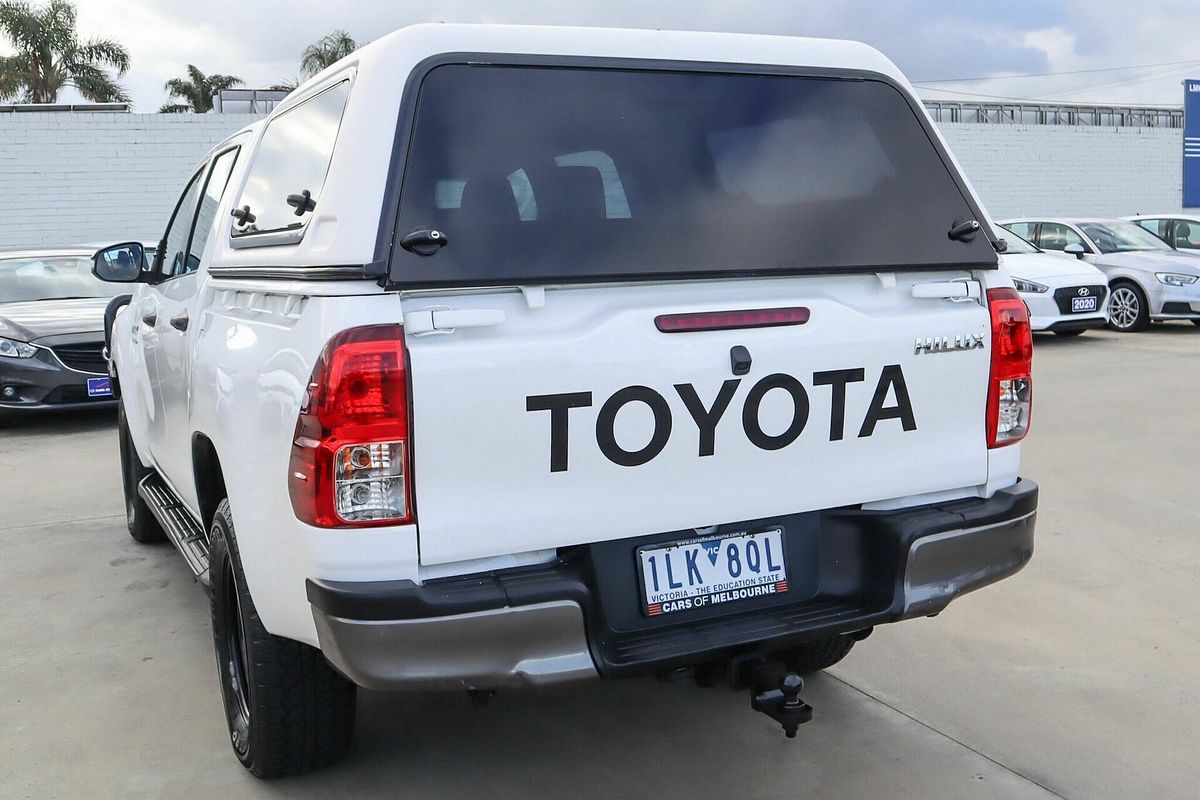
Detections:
[288, 324, 413, 527]
[655, 307, 811, 333]
[986, 288, 1033, 448]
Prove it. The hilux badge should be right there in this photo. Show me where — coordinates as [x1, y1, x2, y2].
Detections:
[914, 334, 986, 355]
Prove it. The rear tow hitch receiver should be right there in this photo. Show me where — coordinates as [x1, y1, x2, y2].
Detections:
[751, 672, 813, 738]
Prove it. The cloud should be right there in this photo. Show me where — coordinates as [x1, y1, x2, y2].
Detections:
[10, 0, 1195, 109]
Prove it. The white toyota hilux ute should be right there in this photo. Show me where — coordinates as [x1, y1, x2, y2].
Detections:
[93, 24, 1038, 778]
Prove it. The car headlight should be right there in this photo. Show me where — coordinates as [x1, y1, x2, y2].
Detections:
[0, 336, 37, 359]
[1156, 273, 1199, 286]
[1012, 278, 1049, 294]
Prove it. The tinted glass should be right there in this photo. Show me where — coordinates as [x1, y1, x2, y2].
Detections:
[181, 147, 241, 275]
[1037, 223, 1084, 252]
[160, 170, 205, 276]
[232, 81, 349, 239]
[0, 256, 127, 303]
[1078, 221, 1174, 254]
[393, 65, 995, 286]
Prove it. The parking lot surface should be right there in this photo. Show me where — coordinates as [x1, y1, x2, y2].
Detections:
[1, 326, 1197, 799]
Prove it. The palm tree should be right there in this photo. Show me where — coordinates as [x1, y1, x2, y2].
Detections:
[300, 30, 357, 78]
[0, 0, 130, 104]
[160, 65, 241, 113]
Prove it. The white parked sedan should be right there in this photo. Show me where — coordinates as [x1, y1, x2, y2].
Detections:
[999, 217, 1200, 332]
[1000, 231, 1109, 336]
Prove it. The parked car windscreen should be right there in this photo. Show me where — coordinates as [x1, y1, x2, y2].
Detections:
[0, 255, 128, 303]
[1001, 232, 1039, 254]
[1078, 221, 1175, 254]
[391, 64, 997, 286]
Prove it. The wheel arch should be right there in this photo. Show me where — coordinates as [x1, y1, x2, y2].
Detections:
[1106, 271, 1149, 293]
[192, 432, 228, 531]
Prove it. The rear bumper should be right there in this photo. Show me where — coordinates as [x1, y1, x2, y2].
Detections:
[308, 479, 1037, 690]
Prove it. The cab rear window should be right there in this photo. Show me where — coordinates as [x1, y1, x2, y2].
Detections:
[391, 64, 996, 286]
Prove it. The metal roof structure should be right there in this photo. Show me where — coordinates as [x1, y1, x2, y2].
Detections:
[923, 99, 1183, 128]
[0, 103, 131, 113]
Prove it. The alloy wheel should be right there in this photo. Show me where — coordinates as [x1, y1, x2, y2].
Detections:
[1109, 286, 1140, 330]
[223, 555, 252, 739]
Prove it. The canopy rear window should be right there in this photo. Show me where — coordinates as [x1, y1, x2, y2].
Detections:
[390, 63, 996, 286]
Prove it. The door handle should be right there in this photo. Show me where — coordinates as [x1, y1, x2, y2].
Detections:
[911, 281, 981, 303]
[169, 311, 189, 331]
[142, 309, 158, 327]
[403, 308, 506, 335]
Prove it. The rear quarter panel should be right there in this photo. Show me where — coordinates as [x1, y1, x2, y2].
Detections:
[190, 283, 420, 644]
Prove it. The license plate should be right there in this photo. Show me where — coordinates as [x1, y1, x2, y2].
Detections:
[1071, 296, 1098, 313]
[638, 528, 787, 616]
[86, 376, 112, 397]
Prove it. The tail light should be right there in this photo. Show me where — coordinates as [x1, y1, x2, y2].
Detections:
[986, 288, 1033, 448]
[288, 325, 413, 527]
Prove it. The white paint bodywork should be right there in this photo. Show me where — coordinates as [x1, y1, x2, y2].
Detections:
[1004, 251, 1110, 331]
[109, 24, 1022, 645]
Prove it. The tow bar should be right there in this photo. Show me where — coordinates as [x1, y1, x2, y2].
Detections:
[751, 672, 813, 738]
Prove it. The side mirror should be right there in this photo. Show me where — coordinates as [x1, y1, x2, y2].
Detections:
[1064, 243, 1087, 259]
[93, 242, 148, 283]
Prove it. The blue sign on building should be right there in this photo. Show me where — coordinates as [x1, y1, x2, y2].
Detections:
[1186, 80, 1200, 207]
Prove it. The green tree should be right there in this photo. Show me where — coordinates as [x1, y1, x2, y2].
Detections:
[300, 29, 357, 77]
[160, 64, 241, 113]
[0, 0, 129, 104]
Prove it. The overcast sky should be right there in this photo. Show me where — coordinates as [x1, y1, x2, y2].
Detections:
[21, 0, 1200, 110]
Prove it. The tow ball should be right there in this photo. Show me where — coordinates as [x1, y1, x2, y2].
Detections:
[751, 672, 813, 738]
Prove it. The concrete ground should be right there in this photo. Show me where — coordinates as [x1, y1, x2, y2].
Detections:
[1, 325, 1197, 799]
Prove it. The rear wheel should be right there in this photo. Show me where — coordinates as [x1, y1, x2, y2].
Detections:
[1107, 282, 1150, 332]
[118, 403, 165, 543]
[209, 499, 357, 778]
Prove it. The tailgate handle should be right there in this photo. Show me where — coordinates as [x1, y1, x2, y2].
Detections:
[403, 307, 506, 335]
[911, 281, 978, 301]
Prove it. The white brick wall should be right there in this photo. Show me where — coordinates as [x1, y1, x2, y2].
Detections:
[938, 123, 1185, 220]
[0, 112, 260, 250]
[0, 112, 1188, 250]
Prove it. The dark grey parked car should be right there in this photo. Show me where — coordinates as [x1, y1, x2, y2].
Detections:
[0, 246, 140, 418]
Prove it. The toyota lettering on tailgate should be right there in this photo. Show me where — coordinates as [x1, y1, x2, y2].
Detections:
[526, 365, 916, 472]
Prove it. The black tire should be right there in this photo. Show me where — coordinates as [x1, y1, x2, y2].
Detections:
[788, 635, 857, 674]
[209, 499, 357, 778]
[1107, 281, 1150, 332]
[1053, 328, 1087, 337]
[1191, 319, 1200, 327]
[118, 403, 165, 543]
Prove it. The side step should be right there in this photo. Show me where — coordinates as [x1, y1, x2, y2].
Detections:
[137, 474, 211, 588]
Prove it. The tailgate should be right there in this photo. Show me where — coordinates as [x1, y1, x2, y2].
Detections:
[404, 273, 990, 565]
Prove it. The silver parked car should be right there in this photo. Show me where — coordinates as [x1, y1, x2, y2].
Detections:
[1123, 214, 1200, 252]
[998, 218, 1200, 332]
